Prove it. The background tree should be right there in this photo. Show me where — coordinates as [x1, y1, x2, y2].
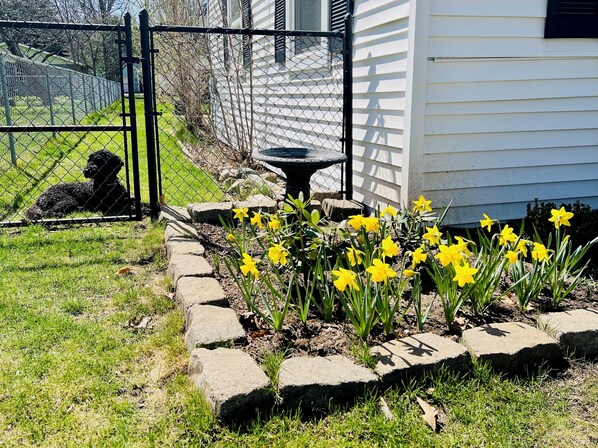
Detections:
[0, 0, 64, 57]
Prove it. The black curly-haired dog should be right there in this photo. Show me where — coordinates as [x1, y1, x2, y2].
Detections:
[26, 149, 131, 220]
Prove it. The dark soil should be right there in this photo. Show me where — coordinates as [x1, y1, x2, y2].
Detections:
[195, 223, 598, 364]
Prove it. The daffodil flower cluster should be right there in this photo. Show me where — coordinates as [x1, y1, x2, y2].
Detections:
[223, 193, 594, 340]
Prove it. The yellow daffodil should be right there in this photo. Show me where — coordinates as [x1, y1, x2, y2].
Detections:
[239, 253, 259, 277]
[435, 244, 464, 267]
[347, 247, 364, 267]
[268, 215, 281, 231]
[515, 239, 530, 257]
[403, 268, 416, 278]
[381, 205, 397, 218]
[332, 268, 360, 292]
[348, 214, 365, 231]
[548, 207, 574, 229]
[250, 212, 265, 228]
[226, 233, 236, 243]
[498, 225, 517, 246]
[233, 207, 249, 222]
[412, 195, 432, 213]
[268, 243, 288, 266]
[411, 247, 427, 266]
[423, 225, 442, 246]
[363, 216, 380, 233]
[379, 236, 399, 259]
[531, 242, 550, 263]
[452, 262, 478, 287]
[505, 250, 518, 264]
[452, 236, 471, 257]
[366, 258, 397, 283]
[480, 214, 494, 232]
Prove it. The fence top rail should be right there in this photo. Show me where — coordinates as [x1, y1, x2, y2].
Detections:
[150, 25, 343, 38]
[0, 51, 116, 81]
[0, 20, 124, 32]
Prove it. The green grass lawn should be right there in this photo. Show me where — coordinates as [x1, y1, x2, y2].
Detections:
[0, 97, 224, 221]
[1, 222, 597, 447]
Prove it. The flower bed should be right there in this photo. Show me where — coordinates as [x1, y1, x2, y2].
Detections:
[197, 195, 598, 364]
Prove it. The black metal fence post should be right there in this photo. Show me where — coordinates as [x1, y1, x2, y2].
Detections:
[139, 9, 160, 219]
[124, 13, 142, 220]
[343, 13, 354, 201]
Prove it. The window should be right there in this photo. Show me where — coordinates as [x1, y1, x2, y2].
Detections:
[545, 0, 598, 38]
[274, 0, 347, 62]
[222, 0, 252, 67]
[229, 0, 242, 28]
[289, 0, 328, 54]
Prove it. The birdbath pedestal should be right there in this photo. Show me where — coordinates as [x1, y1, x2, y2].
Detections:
[252, 147, 347, 199]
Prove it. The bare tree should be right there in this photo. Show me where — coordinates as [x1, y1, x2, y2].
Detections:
[147, 0, 255, 165]
[50, 0, 133, 79]
[0, 0, 63, 57]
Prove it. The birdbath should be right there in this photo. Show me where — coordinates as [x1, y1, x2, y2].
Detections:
[253, 147, 347, 199]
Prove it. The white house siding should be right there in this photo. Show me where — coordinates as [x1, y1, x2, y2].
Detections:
[420, 0, 598, 225]
[208, 0, 345, 192]
[351, 0, 411, 210]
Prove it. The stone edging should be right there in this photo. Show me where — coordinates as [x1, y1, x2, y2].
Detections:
[159, 203, 598, 421]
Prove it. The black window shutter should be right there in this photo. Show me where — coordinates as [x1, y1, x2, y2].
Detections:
[222, 0, 229, 68]
[329, 0, 347, 52]
[242, 0, 252, 66]
[545, 0, 598, 38]
[274, 0, 285, 62]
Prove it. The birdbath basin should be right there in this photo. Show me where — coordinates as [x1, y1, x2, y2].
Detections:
[253, 147, 347, 199]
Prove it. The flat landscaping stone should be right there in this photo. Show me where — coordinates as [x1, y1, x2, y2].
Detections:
[188, 348, 272, 420]
[538, 309, 598, 359]
[159, 205, 191, 223]
[167, 254, 213, 285]
[164, 221, 198, 241]
[176, 277, 228, 310]
[321, 199, 363, 221]
[371, 333, 469, 387]
[165, 238, 205, 260]
[461, 322, 564, 374]
[278, 355, 377, 410]
[233, 198, 277, 214]
[185, 305, 246, 350]
[187, 202, 233, 224]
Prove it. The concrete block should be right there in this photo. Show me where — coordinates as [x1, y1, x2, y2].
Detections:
[312, 191, 343, 202]
[187, 202, 233, 224]
[176, 277, 228, 311]
[185, 305, 246, 350]
[461, 322, 564, 374]
[164, 221, 198, 241]
[159, 205, 191, 223]
[321, 199, 363, 221]
[233, 198, 278, 215]
[167, 254, 213, 285]
[372, 333, 470, 387]
[278, 355, 377, 410]
[539, 309, 598, 359]
[189, 348, 271, 420]
[165, 239, 205, 260]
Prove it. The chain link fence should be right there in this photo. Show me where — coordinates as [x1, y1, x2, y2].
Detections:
[0, 22, 138, 226]
[0, 52, 120, 165]
[149, 26, 347, 206]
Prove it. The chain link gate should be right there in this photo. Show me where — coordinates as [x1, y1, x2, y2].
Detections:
[0, 10, 353, 225]
[139, 9, 353, 219]
[0, 14, 142, 227]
